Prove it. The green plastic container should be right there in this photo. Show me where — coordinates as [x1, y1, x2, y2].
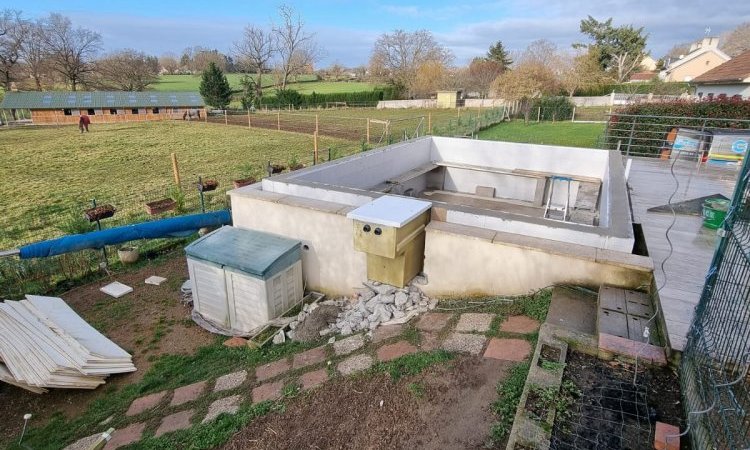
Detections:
[702, 199, 730, 229]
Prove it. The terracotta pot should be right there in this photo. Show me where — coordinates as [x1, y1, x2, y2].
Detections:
[145, 198, 176, 215]
[117, 246, 139, 264]
[84, 204, 116, 222]
[233, 177, 257, 188]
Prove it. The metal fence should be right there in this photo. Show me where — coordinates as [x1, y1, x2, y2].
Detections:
[677, 154, 750, 448]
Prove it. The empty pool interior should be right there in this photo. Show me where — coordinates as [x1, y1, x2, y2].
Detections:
[256, 136, 634, 252]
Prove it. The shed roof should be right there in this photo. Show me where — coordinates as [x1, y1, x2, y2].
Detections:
[0, 91, 205, 109]
[185, 226, 301, 279]
[692, 50, 750, 84]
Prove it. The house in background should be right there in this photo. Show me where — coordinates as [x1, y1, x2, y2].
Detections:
[628, 71, 658, 83]
[640, 55, 658, 71]
[661, 36, 731, 82]
[692, 50, 750, 100]
[0, 91, 205, 125]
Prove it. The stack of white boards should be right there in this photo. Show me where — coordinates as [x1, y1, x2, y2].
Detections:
[0, 295, 136, 393]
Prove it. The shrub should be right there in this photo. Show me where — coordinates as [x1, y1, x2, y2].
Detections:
[259, 87, 400, 108]
[529, 97, 575, 121]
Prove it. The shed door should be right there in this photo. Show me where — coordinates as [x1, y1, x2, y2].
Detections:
[225, 269, 266, 333]
[188, 259, 230, 327]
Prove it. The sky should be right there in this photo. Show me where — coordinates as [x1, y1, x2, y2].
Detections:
[5, 0, 750, 67]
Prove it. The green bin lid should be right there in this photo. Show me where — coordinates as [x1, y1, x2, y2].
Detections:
[185, 226, 301, 278]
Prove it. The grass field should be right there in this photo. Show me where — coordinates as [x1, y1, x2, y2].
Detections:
[478, 120, 606, 148]
[154, 74, 378, 95]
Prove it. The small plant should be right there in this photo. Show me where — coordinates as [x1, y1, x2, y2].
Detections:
[407, 382, 425, 398]
[360, 140, 369, 152]
[373, 350, 453, 381]
[237, 162, 257, 179]
[57, 211, 95, 235]
[167, 185, 186, 213]
[540, 360, 566, 373]
[522, 289, 552, 322]
[489, 361, 530, 445]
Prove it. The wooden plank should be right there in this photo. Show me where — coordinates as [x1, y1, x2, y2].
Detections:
[599, 285, 627, 313]
[598, 308, 629, 338]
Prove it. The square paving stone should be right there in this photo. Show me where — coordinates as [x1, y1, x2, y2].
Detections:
[455, 313, 494, 333]
[63, 434, 101, 450]
[255, 358, 291, 381]
[372, 324, 404, 343]
[170, 380, 207, 407]
[376, 341, 418, 362]
[214, 370, 248, 392]
[202, 395, 242, 423]
[333, 334, 365, 356]
[125, 391, 167, 416]
[419, 332, 441, 351]
[499, 315, 540, 334]
[441, 333, 487, 355]
[292, 346, 327, 369]
[337, 354, 374, 375]
[300, 368, 328, 391]
[155, 409, 194, 437]
[104, 422, 146, 449]
[483, 338, 532, 361]
[252, 380, 285, 403]
[415, 312, 452, 332]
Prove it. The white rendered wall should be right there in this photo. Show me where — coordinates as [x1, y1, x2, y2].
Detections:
[443, 168, 539, 202]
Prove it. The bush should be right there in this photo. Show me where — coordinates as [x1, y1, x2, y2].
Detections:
[575, 82, 690, 96]
[258, 86, 400, 108]
[529, 97, 575, 121]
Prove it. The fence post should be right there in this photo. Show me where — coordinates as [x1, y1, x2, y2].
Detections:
[366, 118, 370, 144]
[537, 107, 541, 123]
[571, 106, 576, 122]
[224, 109, 228, 125]
[171, 152, 181, 188]
[314, 131, 319, 165]
[247, 109, 251, 128]
[315, 114, 319, 135]
[428, 113, 432, 134]
[626, 117, 637, 157]
[277, 111, 280, 131]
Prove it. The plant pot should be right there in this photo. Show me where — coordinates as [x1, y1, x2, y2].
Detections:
[659, 148, 671, 160]
[199, 179, 218, 192]
[270, 164, 286, 174]
[289, 163, 305, 171]
[117, 246, 139, 264]
[233, 177, 257, 188]
[145, 198, 176, 215]
[83, 204, 116, 222]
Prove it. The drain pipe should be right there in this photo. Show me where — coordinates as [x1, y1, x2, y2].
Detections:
[0, 249, 20, 258]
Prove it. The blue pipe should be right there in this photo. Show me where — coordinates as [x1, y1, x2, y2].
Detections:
[19, 210, 231, 259]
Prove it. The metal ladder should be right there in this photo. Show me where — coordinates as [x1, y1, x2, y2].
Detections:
[544, 176, 572, 221]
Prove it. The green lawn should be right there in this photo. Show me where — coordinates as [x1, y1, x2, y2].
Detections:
[478, 120, 606, 148]
[154, 74, 377, 95]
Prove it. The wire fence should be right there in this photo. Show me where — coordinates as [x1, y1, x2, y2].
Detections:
[677, 155, 750, 449]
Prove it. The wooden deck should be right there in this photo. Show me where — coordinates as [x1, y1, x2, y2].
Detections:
[627, 158, 739, 351]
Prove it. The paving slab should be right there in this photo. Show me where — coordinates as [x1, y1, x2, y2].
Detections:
[63, 434, 101, 450]
[170, 380, 207, 407]
[415, 312, 452, 332]
[292, 346, 327, 369]
[155, 409, 194, 437]
[546, 286, 596, 335]
[376, 341, 418, 362]
[125, 391, 167, 416]
[441, 332, 487, 355]
[104, 422, 146, 449]
[419, 332, 441, 351]
[252, 380, 284, 403]
[372, 324, 404, 343]
[483, 338, 532, 361]
[333, 334, 365, 356]
[655, 421, 680, 450]
[337, 354, 374, 375]
[499, 315, 540, 334]
[202, 395, 242, 423]
[214, 370, 248, 392]
[455, 313, 494, 332]
[300, 368, 328, 391]
[255, 358, 292, 381]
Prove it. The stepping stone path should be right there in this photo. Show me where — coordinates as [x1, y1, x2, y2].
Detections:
[377, 341, 418, 362]
[256, 358, 291, 381]
[337, 354, 374, 375]
[126, 391, 167, 416]
[105, 422, 145, 449]
[419, 332, 441, 351]
[170, 380, 207, 407]
[483, 338, 532, 361]
[155, 409, 194, 437]
[499, 315, 540, 334]
[372, 324, 404, 343]
[252, 380, 285, 403]
[415, 312, 452, 332]
[292, 346, 327, 369]
[442, 332, 487, 355]
[63, 434, 101, 450]
[203, 395, 242, 423]
[214, 370, 247, 392]
[300, 368, 328, 391]
[333, 334, 365, 355]
[455, 313, 494, 333]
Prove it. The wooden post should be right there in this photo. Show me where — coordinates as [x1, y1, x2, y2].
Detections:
[247, 109, 251, 128]
[366, 118, 370, 144]
[171, 153, 181, 188]
[277, 111, 281, 131]
[315, 114, 319, 135]
[537, 107, 541, 123]
[571, 106, 576, 122]
[54, 109, 59, 125]
[314, 131, 319, 164]
[204, 110, 207, 123]
[224, 109, 228, 125]
[428, 113, 432, 134]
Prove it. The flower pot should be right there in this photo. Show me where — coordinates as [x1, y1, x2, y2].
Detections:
[271, 164, 286, 174]
[199, 179, 218, 192]
[145, 198, 176, 215]
[84, 204, 116, 222]
[233, 177, 256, 188]
[117, 246, 139, 264]
[289, 163, 305, 171]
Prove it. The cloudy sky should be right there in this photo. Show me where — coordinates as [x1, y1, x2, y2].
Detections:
[7, 0, 750, 66]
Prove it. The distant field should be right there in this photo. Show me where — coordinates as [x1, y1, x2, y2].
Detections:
[478, 120, 606, 148]
[154, 74, 377, 95]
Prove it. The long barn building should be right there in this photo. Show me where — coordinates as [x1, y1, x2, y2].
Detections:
[0, 91, 206, 125]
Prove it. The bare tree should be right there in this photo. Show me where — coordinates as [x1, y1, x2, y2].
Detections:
[327, 62, 345, 81]
[233, 25, 276, 98]
[19, 20, 51, 90]
[158, 53, 180, 74]
[558, 49, 610, 96]
[193, 48, 227, 73]
[89, 49, 159, 91]
[41, 13, 101, 90]
[721, 22, 750, 57]
[0, 9, 28, 90]
[467, 58, 504, 98]
[369, 29, 453, 98]
[272, 4, 320, 89]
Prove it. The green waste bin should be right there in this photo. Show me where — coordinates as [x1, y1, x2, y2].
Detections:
[702, 199, 730, 229]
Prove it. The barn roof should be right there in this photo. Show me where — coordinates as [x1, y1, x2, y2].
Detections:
[0, 91, 205, 109]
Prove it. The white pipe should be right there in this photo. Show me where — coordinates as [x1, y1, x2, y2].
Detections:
[0, 249, 20, 257]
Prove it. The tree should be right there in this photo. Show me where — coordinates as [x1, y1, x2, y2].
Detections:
[369, 29, 453, 98]
[487, 40, 512, 69]
[199, 62, 232, 108]
[90, 50, 159, 91]
[468, 57, 504, 97]
[558, 49, 610, 96]
[327, 62, 345, 81]
[41, 13, 101, 90]
[159, 53, 179, 74]
[577, 16, 648, 83]
[193, 48, 227, 72]
[273, 4, 320, 90]
[238, 74, 256, 109]
[411, 60, 449, 98]
[233, 25, 276, 98]
[19, 20, 50, 90]
[721, 22, 750, 57]
[0, 9, 28, 90]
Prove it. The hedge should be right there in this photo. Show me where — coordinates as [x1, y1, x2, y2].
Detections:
[258, 87, 399, 108]
[575, 82, 690, 96]
[529, 97, 575, 121]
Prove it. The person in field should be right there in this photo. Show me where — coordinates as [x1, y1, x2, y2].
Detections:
[78, 113, 90, 133]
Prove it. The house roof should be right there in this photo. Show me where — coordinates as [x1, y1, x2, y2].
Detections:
[629, 71, 657, 81]
[0, 91, 205, 109]
[692, 50, 750, 84]
[665, 47, 731, 73]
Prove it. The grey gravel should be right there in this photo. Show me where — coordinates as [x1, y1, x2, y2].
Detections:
[333, 334, 366, 355]
[441, 333, 488, 355]
[455, 313, 495, 333]
[213, 370, 247, 392]
[202, 395, 242, 423]
[337, 354, 374, 375]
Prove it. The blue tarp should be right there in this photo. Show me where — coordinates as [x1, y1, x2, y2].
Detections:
[19, 210, 231, 259]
